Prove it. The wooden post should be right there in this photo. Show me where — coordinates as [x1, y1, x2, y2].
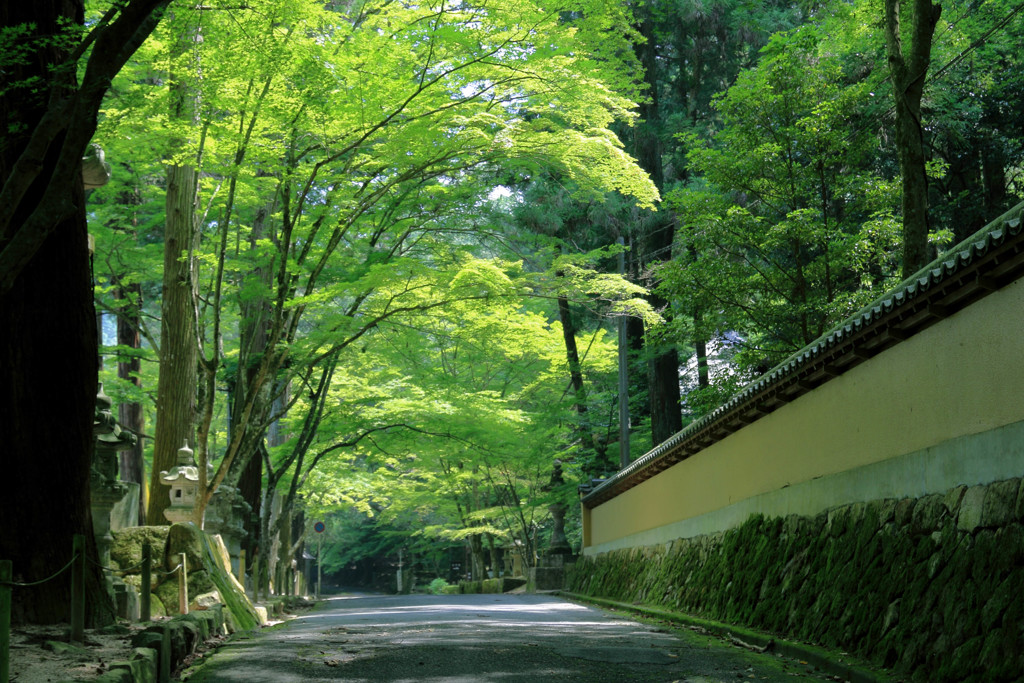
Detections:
[1, 560, 12, 683]
[237, 549, 246, 585]
[252, 554, 260, 600]
[140, 542, 151, 622]
[178, 553, 188, 615]
[70, 535, 85, 643]
[158, 625, 171, 683]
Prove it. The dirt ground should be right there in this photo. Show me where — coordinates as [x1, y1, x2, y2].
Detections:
[6, 620, 225, 683]
[8, 622, 147, 682]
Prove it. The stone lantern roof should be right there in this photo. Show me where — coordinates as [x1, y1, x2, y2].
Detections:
[160, 441, 202, 483]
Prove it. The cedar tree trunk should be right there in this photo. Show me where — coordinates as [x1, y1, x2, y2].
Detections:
[0, 0, 170, 624]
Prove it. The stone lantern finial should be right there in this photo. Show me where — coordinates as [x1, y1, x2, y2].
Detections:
[177, 440, 195, 466]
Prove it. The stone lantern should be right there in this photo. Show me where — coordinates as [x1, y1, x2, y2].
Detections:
[91, 383, 139, 619]
[91, 383, 136, 563]
[160, 441, 201, 524]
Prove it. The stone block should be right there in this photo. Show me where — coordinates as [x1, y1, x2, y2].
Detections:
[190, 590, 220, 611]
[957, 486, 986, 532]
[530, 566, 567, 591]
[894, 498, 915, 528]
[110, 653, 156, 683]
[183, 610, 219, 640]
[114, 578, 141, 621]
[130, 630, 163, 651]
[93, 669, 133, 683]
[149, 592, 167, 618]
[944, 485, 966, 515]
[164, 523, 206, 573]
[912, 494, 945, 534]
[43, 640, 91, 658]
[981, 479, 1018, 528]
[132, 647, 159, 683]
[155, 576, 184, 615]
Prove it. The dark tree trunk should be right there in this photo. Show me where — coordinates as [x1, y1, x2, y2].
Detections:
[632, 5, 682, 446]
[0, 0, 115, 626]
[981, 141, 1007, 218]
[557, 294, 587, 412]
[695, 336, 710, 390]
[884, 0, 941, 279]
[230, 201, 276, 580]
[0, 185, 114, 626]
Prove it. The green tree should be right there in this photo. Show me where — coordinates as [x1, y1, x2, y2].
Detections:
[661, 26, 902, 390]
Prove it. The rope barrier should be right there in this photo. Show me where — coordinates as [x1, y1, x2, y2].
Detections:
[85, 556, 146, 574]
[155, 564, 183, 577]
[0, 554, 80, 588]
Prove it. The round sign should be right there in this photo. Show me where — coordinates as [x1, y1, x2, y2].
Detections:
[314, 521, 326, 533]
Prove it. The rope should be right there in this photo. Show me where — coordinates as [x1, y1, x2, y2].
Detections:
[155, 564, 184, 577]
[85, 556, 147, 573]
[0, 553, 79, 588]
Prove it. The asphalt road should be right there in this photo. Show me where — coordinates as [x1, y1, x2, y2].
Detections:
[186, 593, 827, 682]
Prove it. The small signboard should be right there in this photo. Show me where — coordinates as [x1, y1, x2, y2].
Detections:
[313, 521, 326, 533]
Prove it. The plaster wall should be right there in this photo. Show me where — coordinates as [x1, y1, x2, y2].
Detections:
[586, 274, 1024, 553]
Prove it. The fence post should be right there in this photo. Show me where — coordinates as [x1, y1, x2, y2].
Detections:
[158, 625, 170, 683]
[252, 554, 260, 600]
[140, 542, 151, 622]
[70, 535, 85, 643]
[2, 559, 12, 683]
[178, 554, 188, 615]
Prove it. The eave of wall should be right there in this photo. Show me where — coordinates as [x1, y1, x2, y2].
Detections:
[582, 201, 1024, 510]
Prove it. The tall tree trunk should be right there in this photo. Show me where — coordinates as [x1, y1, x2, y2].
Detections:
[0, 0, 126, 626]
[556, 250, 610, 473]
[147, 20, 201, 524]
[633, 5, 682, 446]
[884, 0, 941, 279]
[981, 141, 1007, 218]
[116, 281, 148, 525]
[468, 534, 486, 581]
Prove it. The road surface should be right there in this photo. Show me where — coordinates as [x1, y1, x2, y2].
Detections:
[187, 593, 827, 682]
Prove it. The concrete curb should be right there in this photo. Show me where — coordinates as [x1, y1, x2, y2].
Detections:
[557, 591, 897, 683]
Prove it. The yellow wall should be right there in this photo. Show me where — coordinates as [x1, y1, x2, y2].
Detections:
[588, 276, 1024, 549]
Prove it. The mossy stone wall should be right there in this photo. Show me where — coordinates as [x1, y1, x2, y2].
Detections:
[569, 478, 1024, 682]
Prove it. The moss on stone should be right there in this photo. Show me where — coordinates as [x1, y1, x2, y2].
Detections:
[111, 526, 170, 571]
[164, 523, 206, 572]
[576, 477, 1024, 682]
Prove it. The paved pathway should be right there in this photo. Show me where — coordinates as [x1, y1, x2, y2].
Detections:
[188, 593, 825, 682]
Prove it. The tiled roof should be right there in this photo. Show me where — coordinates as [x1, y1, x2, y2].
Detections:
[582, 200, 1024, 507]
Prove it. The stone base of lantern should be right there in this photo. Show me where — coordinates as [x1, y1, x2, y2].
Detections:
[164, 506, 199, 525]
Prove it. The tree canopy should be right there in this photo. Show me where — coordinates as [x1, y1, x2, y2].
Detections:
[3, 0, 1022, 613]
